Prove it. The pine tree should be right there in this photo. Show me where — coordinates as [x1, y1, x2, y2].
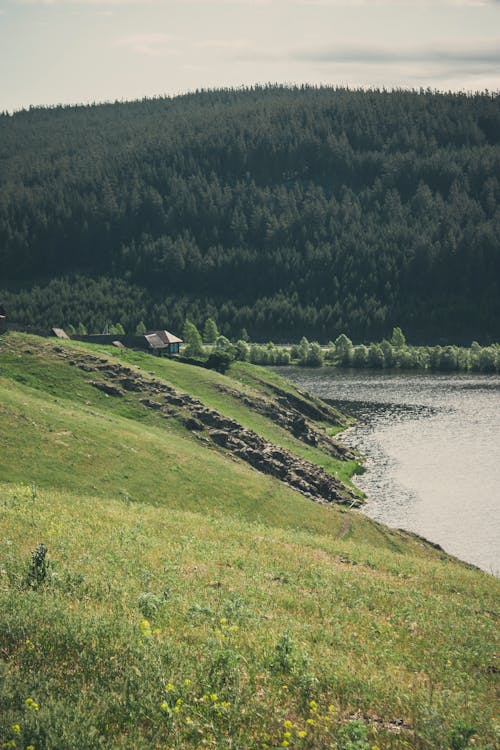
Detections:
[203, 317, 219, 344]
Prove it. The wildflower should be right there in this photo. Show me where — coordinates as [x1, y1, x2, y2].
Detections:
[175, 699, 183, 707]
[184, 679, 191, 687]
[166, 683, 175, 692]
[283, 720, 293, 728]
[283, 731, 291, 739]
[25, 639, 35, 652]
[210, 693, 218, 702]
[26, 746, 35, 750]
[309, 700, 318, 712]
[281, 684, 288, 691]
[140, 620, 152, 637]
[185, 717, 193, 725]
[281, 742, 289, 748]
[297, 730, 307, 738]
[25, 698, 39, 711]
[11, 725, 21, 734]
[306, 718, 316, 726]
[160, 702, 169, 712]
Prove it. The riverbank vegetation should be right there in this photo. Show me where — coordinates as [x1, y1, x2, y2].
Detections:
[1, 86, 499, 343]
[0, 332, 499, 749]
[181, 322, 500, 373]
[248, 331, 500, 373]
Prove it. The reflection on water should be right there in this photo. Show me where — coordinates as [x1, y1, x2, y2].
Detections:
[281, 368, 500, 576]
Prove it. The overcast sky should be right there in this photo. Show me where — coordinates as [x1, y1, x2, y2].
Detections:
[0, 0, 499, 112]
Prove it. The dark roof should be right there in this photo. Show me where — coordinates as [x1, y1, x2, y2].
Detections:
[144, 330, 183, 349]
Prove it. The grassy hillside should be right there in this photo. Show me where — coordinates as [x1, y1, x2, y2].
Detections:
[0, 332, 498, 750]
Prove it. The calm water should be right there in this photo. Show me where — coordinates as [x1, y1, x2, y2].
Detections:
[281, 367, 500, 575]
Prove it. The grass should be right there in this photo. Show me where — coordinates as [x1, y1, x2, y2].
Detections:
[0, 332, 499, 749]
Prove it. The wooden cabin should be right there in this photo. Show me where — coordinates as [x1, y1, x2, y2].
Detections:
[144, 330, 183, 356]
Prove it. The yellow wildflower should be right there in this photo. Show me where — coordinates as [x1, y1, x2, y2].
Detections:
[283, 731, 291, 739]
[297, 730, 307, 738]
[306, 718, 315, 726]
[11, 725, 21, 734]
[283, 720, 293, 728]
[160, 702, 169, 712]
[25, 698, 39, 711]
[166, 683, 175, 692]
[281, 742, 289, 748]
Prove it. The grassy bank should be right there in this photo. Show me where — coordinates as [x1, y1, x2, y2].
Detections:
[0, 333, 498, 749]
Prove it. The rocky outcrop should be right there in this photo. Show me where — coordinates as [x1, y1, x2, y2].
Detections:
[55, 346, 360, 507]
[213, 383, 354, 461]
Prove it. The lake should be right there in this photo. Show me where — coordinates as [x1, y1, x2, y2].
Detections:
[280, 367, 500, 575]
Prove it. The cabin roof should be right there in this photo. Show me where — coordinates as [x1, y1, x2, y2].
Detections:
[52, 327, 70, 339]
[144, 330, 183, 349]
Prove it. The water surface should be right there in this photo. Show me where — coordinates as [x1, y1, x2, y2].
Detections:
[281, 368, 500, 575]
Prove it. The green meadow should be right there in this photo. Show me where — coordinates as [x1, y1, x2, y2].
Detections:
[0, 333, 498, 750]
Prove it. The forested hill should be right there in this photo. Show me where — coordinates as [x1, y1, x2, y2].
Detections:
[1, 86, 499, 343]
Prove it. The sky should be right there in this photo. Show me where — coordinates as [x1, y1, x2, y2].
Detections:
[0, 0, 499, 112]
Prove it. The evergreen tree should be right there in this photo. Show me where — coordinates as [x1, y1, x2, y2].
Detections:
[203, 317, 219, 344]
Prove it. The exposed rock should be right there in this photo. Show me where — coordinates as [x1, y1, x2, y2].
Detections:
[50, 341, 358, 507]
[90, 381, 124, 397]
[184, 417, 205, 431]
[140, 398, 163, 409]
[214, 382, 354, 460]
[119, 377, 144, 392]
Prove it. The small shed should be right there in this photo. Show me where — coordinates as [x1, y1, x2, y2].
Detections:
[144, 330, 183, 356]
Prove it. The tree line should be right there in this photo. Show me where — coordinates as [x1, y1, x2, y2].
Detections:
[182, 321, 500, 374]
[1, 86, 499, 343]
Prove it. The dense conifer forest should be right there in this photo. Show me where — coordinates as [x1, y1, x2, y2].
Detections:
[1, 85, 499, 343]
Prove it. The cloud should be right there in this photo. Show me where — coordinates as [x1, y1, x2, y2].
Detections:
[114, 33, 178, 57]
[291, 41, 500, 67]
